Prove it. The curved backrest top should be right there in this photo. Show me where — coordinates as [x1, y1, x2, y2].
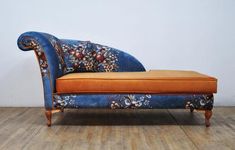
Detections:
[18, 31, 146, 74]
[58, 39, 146, 73]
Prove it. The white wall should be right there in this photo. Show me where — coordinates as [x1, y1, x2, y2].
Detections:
[0, 0, 234, 106]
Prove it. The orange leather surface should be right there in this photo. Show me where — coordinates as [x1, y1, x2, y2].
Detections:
[56, 70, 217, 94]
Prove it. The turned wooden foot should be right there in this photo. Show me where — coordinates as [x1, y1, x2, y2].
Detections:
[45, 110, 52, 127]
[205, 110, 212, 127]
[60, 107, 64, 113]
[190, 108, 194, 113]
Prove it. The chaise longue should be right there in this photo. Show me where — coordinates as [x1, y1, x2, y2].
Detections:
[17, 32, 217, 127]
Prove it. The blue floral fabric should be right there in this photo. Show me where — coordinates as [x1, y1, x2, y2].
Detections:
[18, 31, 214, 111]
[53, 94, 214, 110]
[18, 32, 61, 109]
[59, 39, 146, 73]
[18, 32, 146, 109]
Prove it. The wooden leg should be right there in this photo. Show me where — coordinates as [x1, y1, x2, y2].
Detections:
[60, 107, 64, 113]
[205, 110, 212, 127]
[190, 108, 194, 113]
[45, 110, 52, 127]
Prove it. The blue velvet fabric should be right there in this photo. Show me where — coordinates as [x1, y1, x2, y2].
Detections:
[53, 94, 214, 110]
[18, 31, 214, 111]
[17, 31, 146, 109]
[59, 39, 146, 73]
[18, 32, 62, 109]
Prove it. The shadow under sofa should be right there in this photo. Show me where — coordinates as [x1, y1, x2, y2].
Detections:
[17, 31, 217, 127]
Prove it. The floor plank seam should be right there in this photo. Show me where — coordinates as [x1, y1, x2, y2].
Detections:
[167, 109, 199, 150]
[0, 107, 235, 149]
[21, 124, 44, 149]
[0, 108, 29, 127]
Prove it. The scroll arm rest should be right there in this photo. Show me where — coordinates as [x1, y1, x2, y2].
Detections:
[17, 31, 62, 109]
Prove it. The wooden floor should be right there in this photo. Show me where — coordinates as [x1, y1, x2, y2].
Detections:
[0, 107, 234, 150]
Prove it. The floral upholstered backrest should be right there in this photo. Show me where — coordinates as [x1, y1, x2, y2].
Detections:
[57, 39, 146, 74]
[18, 31, 146, 81]
[18, 31, 146, 109]
[60, 40, 118, 73]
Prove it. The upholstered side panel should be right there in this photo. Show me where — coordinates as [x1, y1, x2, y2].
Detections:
[17, 32, 64, 109]
[53, 94, 214, 110]
[18, 31, 147, 109]
[59, 39, 146, 73]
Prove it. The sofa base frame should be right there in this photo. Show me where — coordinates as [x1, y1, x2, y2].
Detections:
[45, 109, 213, 127]
[44, 93, 214, 127]
[17, 32, 216, 127]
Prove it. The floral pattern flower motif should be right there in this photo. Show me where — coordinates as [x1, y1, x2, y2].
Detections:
[53, 94, 213, 110]
[61, 41, 119, 73]
[111, 94, 152, 109]
[21, 36, 119, 77]
[185, 94, 214, 110]
[48, 36, 67, 73]
[29, 40, 49, 77]
[18, 36, 49, 77]
[53, 95, 78, 109]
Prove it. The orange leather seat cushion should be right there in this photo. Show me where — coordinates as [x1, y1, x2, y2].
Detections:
[56, 70, 217, 94]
